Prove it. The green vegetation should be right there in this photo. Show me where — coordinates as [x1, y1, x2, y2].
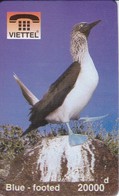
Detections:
[0, 121, 118, 161]
[0, 125, 40, 161]
[79, 120, 118, 155]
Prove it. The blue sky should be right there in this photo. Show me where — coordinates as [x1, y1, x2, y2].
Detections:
[0, 1, 118, 132]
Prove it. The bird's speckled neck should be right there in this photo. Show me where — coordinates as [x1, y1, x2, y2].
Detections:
[70, 31, 88, 63]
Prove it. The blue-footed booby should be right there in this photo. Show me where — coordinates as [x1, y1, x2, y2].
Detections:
[14, 20, 101, 146]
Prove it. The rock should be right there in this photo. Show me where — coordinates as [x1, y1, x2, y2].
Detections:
[0, 136, 118, 196]
[0, 160, 10, 179]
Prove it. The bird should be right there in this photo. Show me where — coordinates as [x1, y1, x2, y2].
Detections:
[14, 20, 101, 146]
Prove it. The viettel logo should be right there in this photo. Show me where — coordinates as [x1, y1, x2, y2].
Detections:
[7, 12, 41, 39]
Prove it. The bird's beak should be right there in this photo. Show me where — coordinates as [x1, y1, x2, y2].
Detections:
[88, 20, 101, 30]
[82, 20, 101, 37]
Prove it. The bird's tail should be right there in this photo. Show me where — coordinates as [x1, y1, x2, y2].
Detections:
[13, 73, 39, 106]
[21, 124, 35, 137]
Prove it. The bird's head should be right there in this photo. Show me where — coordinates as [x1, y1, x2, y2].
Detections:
[72, 20, 101, 37]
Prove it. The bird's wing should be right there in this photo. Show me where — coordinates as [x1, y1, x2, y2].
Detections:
[80, 114, 108, 122]
[13, 74, 39, 106]
[29, 61, 81, 126]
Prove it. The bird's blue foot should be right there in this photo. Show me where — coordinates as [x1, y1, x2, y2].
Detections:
[69, 134, 88, 146]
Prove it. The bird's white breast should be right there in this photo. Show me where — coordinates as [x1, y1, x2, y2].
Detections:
[46, 52, 99, 123]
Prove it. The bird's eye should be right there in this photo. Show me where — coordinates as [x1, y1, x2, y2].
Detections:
[80, 24, 83, 28]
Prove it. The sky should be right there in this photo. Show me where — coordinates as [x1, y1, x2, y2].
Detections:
[0, 0, 118, 132]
